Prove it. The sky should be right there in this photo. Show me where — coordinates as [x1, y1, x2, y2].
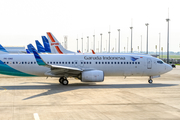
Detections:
[0, 0, 180, 53]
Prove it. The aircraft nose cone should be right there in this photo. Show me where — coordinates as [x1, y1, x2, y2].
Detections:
[166, 64, 173, 72]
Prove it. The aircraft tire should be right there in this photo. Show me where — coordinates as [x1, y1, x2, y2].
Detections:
[59, 77, 64, 84]
[148, 79, 153, 84]
[62, 79, 69, 85]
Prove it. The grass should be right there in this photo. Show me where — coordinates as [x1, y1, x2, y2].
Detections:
[158, 55, 180, 59]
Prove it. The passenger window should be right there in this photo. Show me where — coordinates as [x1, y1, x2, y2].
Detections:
[84, 62, 86, 64]
[62, 62, 64, 64]
[114, 62, 116, 64]
[53, 62, 55, 64]
[124, 62, 126, 64]
[34, 62, 36, 64]
[28, 62, 30, 64]
[31, 62, 33, 64]
[25, 62, 27, 64]
[50, 62, 52, 64]
[75, 62, 77, 64]
[138, 62, 140, 64]
[132, 62, 134, 64]
[87, 62, 88, 64]
[59, 62, 61, 64]
[129, 62, 131, 64]
[72, 62, 74, 64]
[108, 62, 110, 64]
[99, 62, 101, 64]
[111, 62, 113, 64]
[4, 62, 6, 64]
[90, 62, 91, 64]
[65, 62, 67, 64]
[105, 62, 107, 64]
[95, 62, 97, 64]
[13, 62, 15, 64]
[56, 62, 58, 64]
[102, 62, 104, 64]
[135, 62, 137, 64]
[118, 62, 119, 64]
[22, 62, 24, 64]
[127, 62, 128, 64]
[121, 62, 123, 64]
[68, 62, 70, 64]
[47, 62, 49, 64]
[16, 62, 18, 64]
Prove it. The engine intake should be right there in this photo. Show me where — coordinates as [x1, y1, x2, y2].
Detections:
[81, 70, 104, 82]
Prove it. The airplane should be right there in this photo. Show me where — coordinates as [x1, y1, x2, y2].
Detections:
[46, 32, 75, 54]
[41, 36, 51, 53]
[35, 40, 46, 53]
[0, 46, 172, 85]
[0, 44, 26, 53]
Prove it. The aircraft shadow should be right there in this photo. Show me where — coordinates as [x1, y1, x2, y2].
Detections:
[0, 83, 178, 100]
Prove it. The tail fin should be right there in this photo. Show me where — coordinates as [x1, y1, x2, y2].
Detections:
[78, 50, 81, 53]
[26, 49, 30, 54]
[41, 36, 51, 53]
[27, 44, 36, 53]
[46, 32, 75, 54]
[35, 40, 46, 53]
[0, 44, 8, 53]
[92, 50, 95, 54]
[32, 48, 47, 66]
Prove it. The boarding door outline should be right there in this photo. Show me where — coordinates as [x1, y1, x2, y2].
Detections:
[147, 58, 152, 69]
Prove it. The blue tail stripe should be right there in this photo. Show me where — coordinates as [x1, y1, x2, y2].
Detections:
[32, 49, 46, 66]
[0, 44, 8, 52]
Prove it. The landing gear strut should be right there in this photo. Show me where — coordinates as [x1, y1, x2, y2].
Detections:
[59, 77, 69, 85]
[148, 76, 153, 84]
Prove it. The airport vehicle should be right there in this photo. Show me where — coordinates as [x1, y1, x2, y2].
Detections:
[0, 47, 172, 85]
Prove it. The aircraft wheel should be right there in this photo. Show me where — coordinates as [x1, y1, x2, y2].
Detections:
[59, 77, 64, 84]
[62, 79, 69, 85]
[148, 79, 153, 84]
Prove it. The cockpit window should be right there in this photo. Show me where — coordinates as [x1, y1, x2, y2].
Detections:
[157, 61, 163, 64]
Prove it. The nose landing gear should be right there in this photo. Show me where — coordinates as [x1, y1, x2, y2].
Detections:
[59, 77, 69, 85]
[148, 76, 153, 84]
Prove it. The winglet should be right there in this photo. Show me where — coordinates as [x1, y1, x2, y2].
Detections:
[32, 48, 47, 66]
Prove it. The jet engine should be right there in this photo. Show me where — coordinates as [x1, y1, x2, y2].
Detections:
[81, 70, 104, 82]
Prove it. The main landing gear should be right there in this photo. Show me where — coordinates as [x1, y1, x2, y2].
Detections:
[148, 76, 153, 84]
[59, 77, 69, 85]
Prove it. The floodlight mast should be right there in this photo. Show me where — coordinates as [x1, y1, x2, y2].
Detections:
[108, 31, 111, 53]
[118, 29, 120, 53]
[130, 27, 133, 53]
[100, 33, 102, 53]
[145, 23, 149, 54]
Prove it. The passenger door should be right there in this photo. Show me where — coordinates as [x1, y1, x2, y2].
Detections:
[147, 58, 152, 69]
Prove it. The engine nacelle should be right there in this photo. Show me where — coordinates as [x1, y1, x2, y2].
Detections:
[81, 70, 104, 82]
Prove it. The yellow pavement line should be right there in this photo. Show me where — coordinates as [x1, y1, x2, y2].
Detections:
[0, 86, 7, 94]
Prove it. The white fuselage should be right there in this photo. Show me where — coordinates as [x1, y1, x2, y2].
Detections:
[0, 53, 172, 77]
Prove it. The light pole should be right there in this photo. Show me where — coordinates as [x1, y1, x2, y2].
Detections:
[108, 31, 111, 53]
[161, 47, 163, 59]
[159, 33, 161, 58]
[100, 33, 102, 53]
[166, 18, 170, 63]
[155, 45, 157, 56]
[76, 39, 78, 51]
[145, 23, 149, 54]
[130, 27, 133, 53]
[81, 38, 83, 53]
[141, 35, 142, 53]
[87, 36, 89, 53]
[118, 29, 120, 53]
[93, 35, 95, 52]
[127, 37, 128, 53]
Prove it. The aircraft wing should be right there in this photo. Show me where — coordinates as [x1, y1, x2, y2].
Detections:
[32, 48, 82, 76]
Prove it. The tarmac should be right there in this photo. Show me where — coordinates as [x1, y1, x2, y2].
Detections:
[0, 66, 180, 120]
